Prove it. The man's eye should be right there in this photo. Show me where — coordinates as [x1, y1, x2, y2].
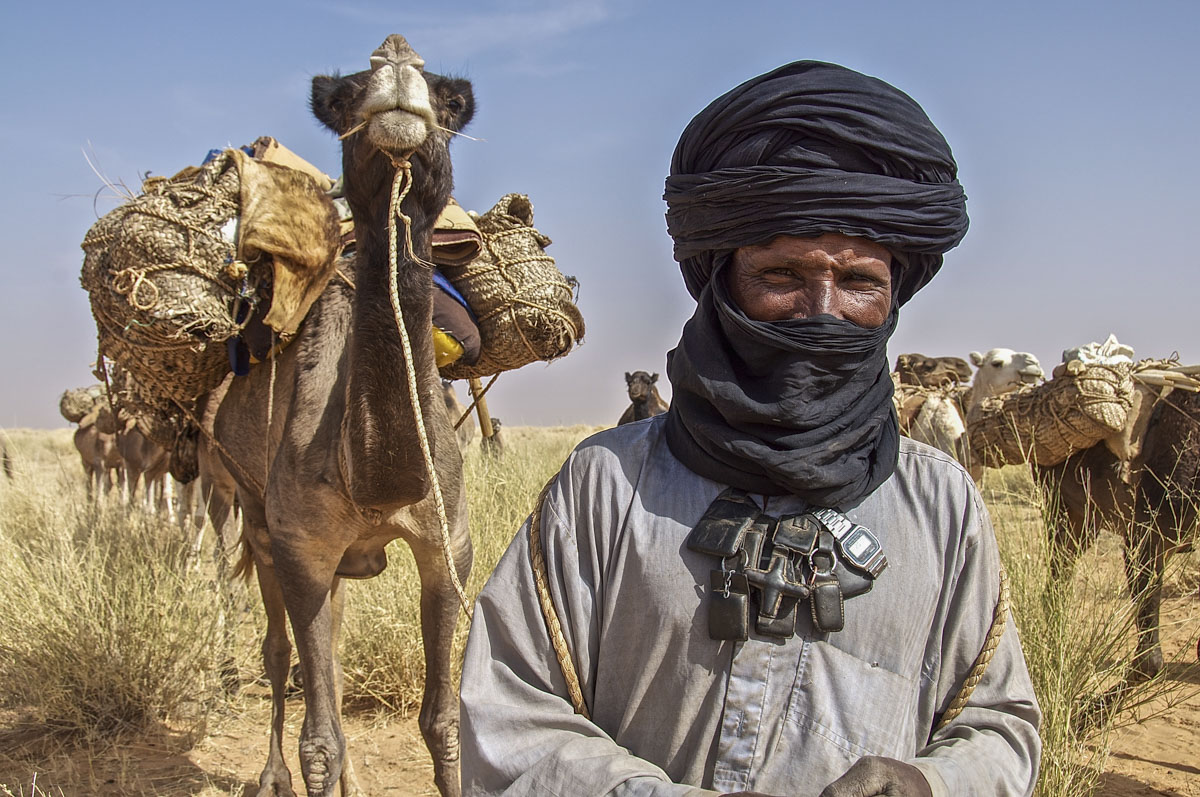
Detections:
[845, 273, 882, 287]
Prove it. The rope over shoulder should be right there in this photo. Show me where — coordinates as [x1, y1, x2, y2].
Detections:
[529, 475, 590, 718]
[935, 566, 1010, 732]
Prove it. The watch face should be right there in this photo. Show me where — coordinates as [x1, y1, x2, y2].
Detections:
[843, 527, 878, 561]
[840, 526, 887, 577]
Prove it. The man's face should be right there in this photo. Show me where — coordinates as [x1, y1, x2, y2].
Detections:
[726, 233, 893, 328]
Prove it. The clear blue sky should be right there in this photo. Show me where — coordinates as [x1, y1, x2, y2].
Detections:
[2, 1, 1197, 428]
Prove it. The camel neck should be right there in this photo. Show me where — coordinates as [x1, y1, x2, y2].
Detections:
[342, 189, 443, 510]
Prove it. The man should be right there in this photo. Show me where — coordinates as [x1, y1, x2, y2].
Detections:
[460, 61, 1041, 797]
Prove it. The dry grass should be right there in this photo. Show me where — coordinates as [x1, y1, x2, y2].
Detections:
[0, 427, 254, 786]
[2, 425, 1198, 796]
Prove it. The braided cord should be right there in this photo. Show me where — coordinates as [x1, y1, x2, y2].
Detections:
[936, 566, 1011, 731]
[386, 162, 471, 616]
[529, 475, 590, 718]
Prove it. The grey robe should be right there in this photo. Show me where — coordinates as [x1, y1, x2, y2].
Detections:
[461, 416, 1040, 796]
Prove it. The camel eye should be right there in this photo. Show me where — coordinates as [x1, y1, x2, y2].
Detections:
[446, 96, 464, 115]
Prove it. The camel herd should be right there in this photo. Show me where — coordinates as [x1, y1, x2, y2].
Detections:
[30, 33, 1195, 797]
[893, 345, 1200, 681]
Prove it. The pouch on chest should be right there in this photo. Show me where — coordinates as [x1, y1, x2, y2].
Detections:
[687, 488, 887, 640]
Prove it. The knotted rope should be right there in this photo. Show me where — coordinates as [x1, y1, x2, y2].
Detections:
[386, 159, 471, 616]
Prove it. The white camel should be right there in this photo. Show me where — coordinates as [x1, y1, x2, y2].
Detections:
[901, 348, 1044, 478]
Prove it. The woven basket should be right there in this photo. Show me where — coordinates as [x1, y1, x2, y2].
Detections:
[80, 147, 340, 437]
[439, 194, 584, 379]
[967, 361, 1134, 468]
[81, 151, 252, 413]
[59, 384, 106, 424]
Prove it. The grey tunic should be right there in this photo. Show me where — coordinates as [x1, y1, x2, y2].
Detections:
[460, 416, 1041, 796]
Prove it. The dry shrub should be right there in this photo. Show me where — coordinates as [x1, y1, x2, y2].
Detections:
[0, 457, 227, 742]
[981, 465, 1200, 797]
[338, 424, 603, 712]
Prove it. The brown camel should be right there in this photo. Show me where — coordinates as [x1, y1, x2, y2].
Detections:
[117, 420, 171, 514]
[211, 36, 474, 797]
[74, 409, 124, 501]
[480, 416, 504, 457]
[893, 352, 973, 388]
[618, 370, 669, 425]
[1035, 387, 1200, 680]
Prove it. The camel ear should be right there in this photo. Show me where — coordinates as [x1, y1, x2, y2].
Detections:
[311, 73, 363, 135]
[650, 373, 658, 383]
[625, 372, 632, 383]
[969, 351, 984, 367]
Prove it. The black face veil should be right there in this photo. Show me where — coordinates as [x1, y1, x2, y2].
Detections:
[661, 61, 969, 507]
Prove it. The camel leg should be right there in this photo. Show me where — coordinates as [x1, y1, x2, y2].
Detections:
[255, 556, 297, 797]
[328, 578, 362, 797]
[410, 527, 473, 797]
[272, 547, 346, 797]
[83, 465, 96, 503]
[1048, 497, 1101, 585]
[207, 484, 242, 692]
[1123, 521, 1166, 681]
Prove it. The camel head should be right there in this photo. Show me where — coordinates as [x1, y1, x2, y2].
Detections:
[969, 348, 1044, 399]
[626, 371, 659, 402]
[894, 353, 973, 388]
[311, 34, 474, 234]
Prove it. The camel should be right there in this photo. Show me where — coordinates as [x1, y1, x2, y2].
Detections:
[893, 352, 972, 388]
[117, 420, 172, 515]
[617, 370, 669, 426]
[968, 348, 1045, 403]
[480, 416, 504, 457]
[441, 379, 476, 452]
[1035, 386, 1200, 679]
[74, 409, 124, 501]
[210, 36, 474, 797]
[899, 349, 1045, 478]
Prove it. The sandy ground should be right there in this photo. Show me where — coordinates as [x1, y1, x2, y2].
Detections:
[1, 601, 1195, 796]
[1095, 593, 1200, 797]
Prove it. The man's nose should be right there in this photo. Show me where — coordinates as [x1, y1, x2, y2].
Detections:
[806, 282, 839, 319]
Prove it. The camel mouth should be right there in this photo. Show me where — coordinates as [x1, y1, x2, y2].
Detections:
[365, 107, 434, 154]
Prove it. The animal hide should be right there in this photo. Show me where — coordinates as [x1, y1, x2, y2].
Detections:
[233, 149, 343, 336]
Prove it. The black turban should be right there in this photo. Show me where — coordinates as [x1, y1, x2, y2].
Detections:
[664, 61, 968, 306]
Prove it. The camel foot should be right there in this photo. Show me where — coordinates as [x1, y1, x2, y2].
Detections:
[1128, 649, 1165, 684]
[255, 766, 296, 797]
[300, 739, 343, 797]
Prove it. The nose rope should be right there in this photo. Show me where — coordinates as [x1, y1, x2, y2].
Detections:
[386, 159, 471, 616]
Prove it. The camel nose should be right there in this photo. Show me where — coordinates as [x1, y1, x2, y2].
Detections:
[359, 34, 437, 145]
[370, 34, 425, 72]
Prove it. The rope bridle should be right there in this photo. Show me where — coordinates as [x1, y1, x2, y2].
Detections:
[384, 155, 471, 616]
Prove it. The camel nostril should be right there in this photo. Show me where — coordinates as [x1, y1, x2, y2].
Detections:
[370, 34, 425, 72]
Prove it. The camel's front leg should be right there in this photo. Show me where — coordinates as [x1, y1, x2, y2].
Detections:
[275, 548, 346, 797]
[328, 577, 363, 797]
[254, 556, 297, 797]
[411, 528, 474, 797]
